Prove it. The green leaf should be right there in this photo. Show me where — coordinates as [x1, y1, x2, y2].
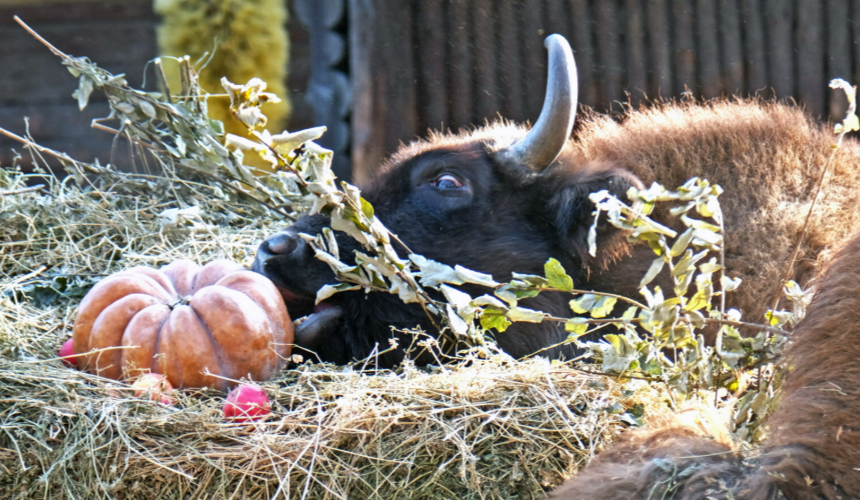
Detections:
[409, 254, 460, 287]
[138, 99, 157, 119]
[360, 197, 375, 219]
[622, 306, 638, 322]
[494, 286, 518, 307]
[721, 275, 742, 292]
[684, 289, 710, 312]
[72, 75, 94, 111]
[699, 260, 722, 273]
[590, 296, 617, 318]
[564, 318, 589, 336]
[316, 283, 361, 303]
[846, 113, 860, 132]
[681, 214, 721, 232]
[480, 307, 512, 332]
[506, 307, 547, 323]
[670, 228, 694, 257]
[441, 285, 474, 315]
[639, 257, 665, 289]
[453, 265, 498, 287]
[511, 273, 549, 288]
[570, 294, 599, 314]
[514, 288, 540, 300]
[471, 294, 507, 308]
[545, 258, 574, 292]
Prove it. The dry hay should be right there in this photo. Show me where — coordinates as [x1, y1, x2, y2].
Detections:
[0, 164, 667, 499]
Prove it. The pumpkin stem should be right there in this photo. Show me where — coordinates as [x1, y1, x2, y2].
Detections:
[170, 296, 190, 308]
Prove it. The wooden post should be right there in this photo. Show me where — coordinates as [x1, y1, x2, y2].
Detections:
[349, 0, 375, 184]
[718, 0, 744, 97]
[519, 0, 546, 120]
[625, 0, 648, 106]
[497, 0, 525, 122]
[595, 0, 621, 109]
[568, 0, 597, 109]
[764, 0, 794, 97]
[826, 0, 854, 121]
[797, 0, 824, 118]
[447, 0, 474, 131]
[472, 0, 499, 122]
[697, 0, 721, 98]
[672, 0, 696, 96]
[646, 0, 672, 99]
[416, 1, 449, 133]
[742, 0, 768, 96]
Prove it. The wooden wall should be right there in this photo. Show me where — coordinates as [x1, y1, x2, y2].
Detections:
[0, 1, 857, 184]
[350, 0, 861, 182]
[0, 2, 159, 172]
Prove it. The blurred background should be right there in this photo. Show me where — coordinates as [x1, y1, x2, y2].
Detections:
[0, 0, 858, 184]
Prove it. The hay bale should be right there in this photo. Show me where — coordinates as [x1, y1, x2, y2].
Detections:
[0, 165, 665, 500]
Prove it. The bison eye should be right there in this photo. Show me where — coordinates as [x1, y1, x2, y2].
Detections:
[433, 174, 464, 190]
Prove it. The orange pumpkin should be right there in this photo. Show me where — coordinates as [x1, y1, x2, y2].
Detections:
[72, 259, 294, 391]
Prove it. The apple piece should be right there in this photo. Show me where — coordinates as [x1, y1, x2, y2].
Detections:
[132, 373, 175, 405]
[59, 338, 77, 367]
[224, 384, 271, 422]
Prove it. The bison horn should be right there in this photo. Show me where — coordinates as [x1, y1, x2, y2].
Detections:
[501, 34, 578, 171]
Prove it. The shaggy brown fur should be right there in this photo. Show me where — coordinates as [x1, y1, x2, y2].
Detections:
[570, 100, 860, 324]
[549, 234, 860, 500]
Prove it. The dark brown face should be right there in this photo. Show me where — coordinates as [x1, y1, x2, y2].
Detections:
[253, 140, 638, 366]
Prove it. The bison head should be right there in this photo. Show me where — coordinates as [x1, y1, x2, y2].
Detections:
[253, 35, 639, 366]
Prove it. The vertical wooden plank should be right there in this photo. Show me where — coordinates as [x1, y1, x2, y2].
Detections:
[696, 0, 721, 97]
[796, 0, 824, 118]
[646, 0, 672, 98]
[497, 0, 525, 122]
[718, 0, 744, 96]
[519, 0, 547, 120]
[741, 0, 768, 95]
[594, 0, 622, 110]
[349, 0, 376, 184]
[672, 0, 696, 95]
[568, 0, 597, 108]
[625, 0, 648, 105]
[764, 0, 794, 97]
[416, 0, 448, 132]
[471, 0, 499, 122]
[544, 0, 567, 38]
[446, 0, 474, 130]
[376, 0, 418, 159]
[826, 0, 852, 119]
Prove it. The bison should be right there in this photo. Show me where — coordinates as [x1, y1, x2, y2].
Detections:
[548, 233, 860, 500]
[253, 35, 859, 366]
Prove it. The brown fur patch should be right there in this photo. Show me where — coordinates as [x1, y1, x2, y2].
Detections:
[570, 100, 860, 324]
[549, 234, 860, 500]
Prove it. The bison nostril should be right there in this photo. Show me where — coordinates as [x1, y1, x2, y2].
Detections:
[266, 232, 300, 255]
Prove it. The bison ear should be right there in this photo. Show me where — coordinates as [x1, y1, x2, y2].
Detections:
[545, 168, 641, 262]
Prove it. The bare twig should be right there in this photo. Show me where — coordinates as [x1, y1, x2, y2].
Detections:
[0, 184, 44, 196]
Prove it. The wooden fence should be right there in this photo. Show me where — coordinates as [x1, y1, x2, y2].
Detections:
[349, 0, 860, 182]
[0, 1, 857, 183]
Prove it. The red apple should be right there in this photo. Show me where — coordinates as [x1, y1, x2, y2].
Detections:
[224, 384, 271, 422]
[59, 338, 77, 367]
[132, 373, 175, 405]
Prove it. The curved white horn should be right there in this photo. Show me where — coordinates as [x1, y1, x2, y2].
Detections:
[502, 34, 578, 171]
